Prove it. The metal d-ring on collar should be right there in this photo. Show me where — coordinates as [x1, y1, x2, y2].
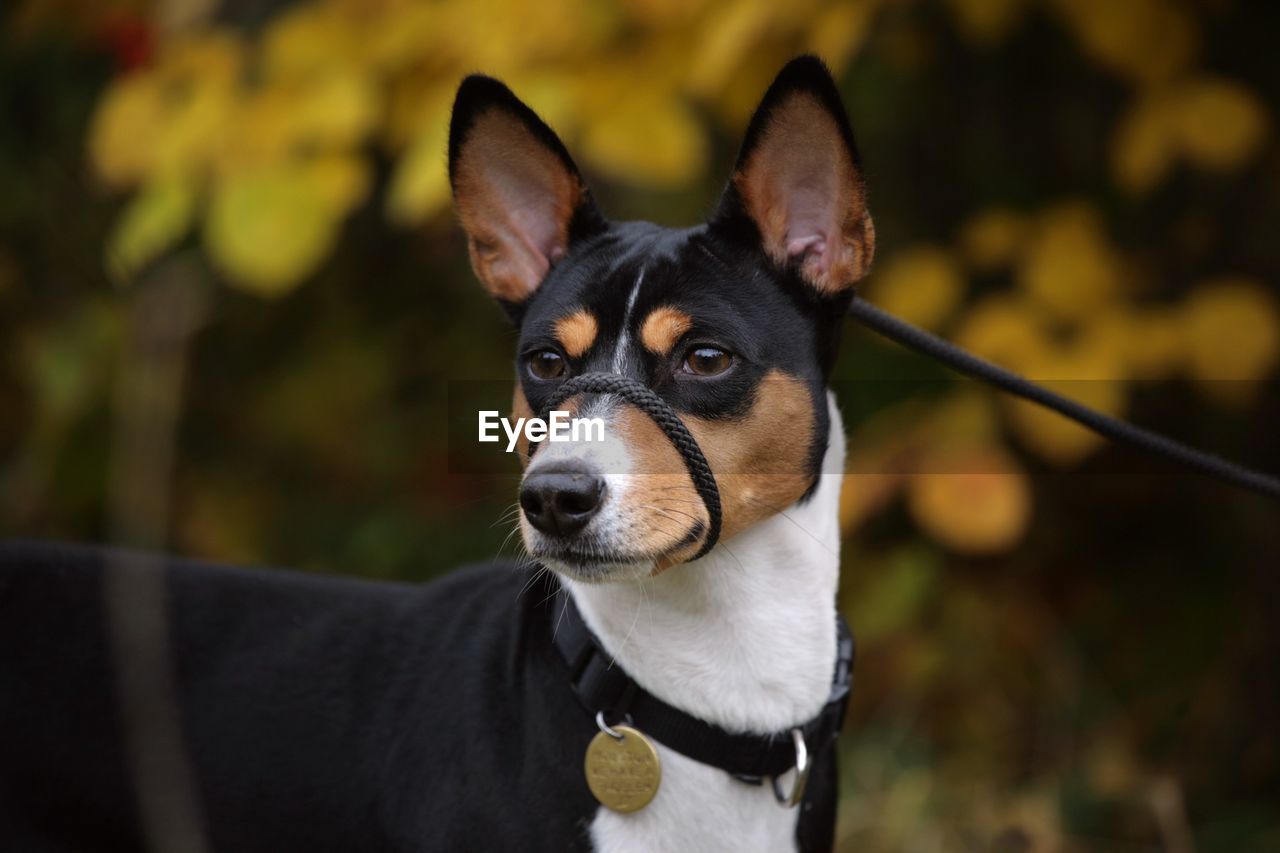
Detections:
[535, 372, 723, 560]
[772, 729, 810, 808]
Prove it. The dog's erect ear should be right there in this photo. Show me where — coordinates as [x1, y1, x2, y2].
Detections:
[449, 76, 605, 306]
[714, 56, 875, 295]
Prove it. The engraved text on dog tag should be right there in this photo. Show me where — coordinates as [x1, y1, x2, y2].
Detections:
[583, 725, 661, 813]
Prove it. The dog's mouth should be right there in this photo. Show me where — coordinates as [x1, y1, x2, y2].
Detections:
[527, 521, 707, 582]
[529, 538, 661, 582]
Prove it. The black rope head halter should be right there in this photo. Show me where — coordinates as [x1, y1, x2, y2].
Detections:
[533, 373, 724, 561]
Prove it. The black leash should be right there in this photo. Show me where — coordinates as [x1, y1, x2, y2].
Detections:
[848, 295, 1280, 502]
[552, 586, 855, 781]
[538, 373, 724, 558]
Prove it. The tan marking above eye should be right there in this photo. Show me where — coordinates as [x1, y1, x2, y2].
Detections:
[554, 310, 599, 358]
[640, 306, 694, 355]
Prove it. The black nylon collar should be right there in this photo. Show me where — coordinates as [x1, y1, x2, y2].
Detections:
[551, 584, 854, 781]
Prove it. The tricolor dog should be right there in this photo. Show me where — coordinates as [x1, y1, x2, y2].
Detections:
[0, 56, 872, 851]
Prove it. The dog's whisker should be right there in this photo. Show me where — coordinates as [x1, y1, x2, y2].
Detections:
[488, 502, 522, 529]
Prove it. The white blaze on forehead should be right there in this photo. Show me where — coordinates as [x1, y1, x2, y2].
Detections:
[521, 267, 653, 569]
[612, 269, 645, 375]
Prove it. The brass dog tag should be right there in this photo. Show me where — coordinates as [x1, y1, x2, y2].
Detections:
[584, 725, 661, 813]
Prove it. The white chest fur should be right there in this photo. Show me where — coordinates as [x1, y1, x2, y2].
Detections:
[565, 394, 846, 853]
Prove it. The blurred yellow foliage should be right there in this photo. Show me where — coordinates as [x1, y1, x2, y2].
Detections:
[1182, 278, 1280, 405]
[1112, 77, 1269, 193]
[907, 446, 1032, 554]
[955, 295, 1051, 372]
[90, 31, 245, 187]
[865, 171, 1275, 541]
[958, 207, 1028, 273]
[205, 165, 344, 296]
[90, 0, 888, 294]
[107, 178, 196, 283]
[863, 246, 965, 332]
[1175, 77, 1269, 172]
[581, 95, 707, 186]
[1018, 203, 1122, 322]
[1053, 0, 1196, 86]
[80, 0, 1280, 560]
[1111, 91, 1181, 194]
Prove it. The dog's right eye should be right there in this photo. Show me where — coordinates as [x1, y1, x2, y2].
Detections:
[527, 350, 566, 380]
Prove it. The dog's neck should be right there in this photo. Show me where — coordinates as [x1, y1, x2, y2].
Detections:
[564, 394, 845, 734]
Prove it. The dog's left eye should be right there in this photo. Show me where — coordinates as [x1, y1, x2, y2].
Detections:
[681, 346, 733, 377]
[528, 350, 567, 380]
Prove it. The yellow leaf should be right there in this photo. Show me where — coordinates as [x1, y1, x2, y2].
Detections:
[907, 445, 1032, 554]
[1018, 202, 1122, 322]
[1182, 278, 1280, 405]
[864, 246, 965, 332]
[213, 87, 296, 172]
[958, 207, 1028, 272]
[1111, 92, 1179, 195]
[139, 31, 244, 180]
[218, 73, 378, 174]
[955, 295, 1052, 371]
[1174, 77, 1269, 172]
[581, 95, 705, 187]
[89, 72, 167, 188]
[261, 3, 358, 80]
[106, 178, 196, 283]
[288, 69, 381, 149]
[387, 118, 451, 226]
[1052, 0, 1195, 86]
[687, 0, 774, 97]
[205, 166, 341, 296]
[361, 2, 441, 75]
[304, 153, 371, 213]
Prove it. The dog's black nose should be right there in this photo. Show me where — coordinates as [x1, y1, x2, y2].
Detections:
[520, 464, 606, 538]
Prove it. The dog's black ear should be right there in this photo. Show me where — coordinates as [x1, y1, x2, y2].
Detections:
[714, 56, 875, 295]
[449, 76, 605, 307]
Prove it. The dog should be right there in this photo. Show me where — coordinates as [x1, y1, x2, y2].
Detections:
[0, 55, 873, 852]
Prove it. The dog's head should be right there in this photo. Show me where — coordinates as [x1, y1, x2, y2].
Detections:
[449, 57, 874, 582]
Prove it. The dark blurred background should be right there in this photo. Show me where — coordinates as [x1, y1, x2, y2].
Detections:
[3, 0, 1279, 849]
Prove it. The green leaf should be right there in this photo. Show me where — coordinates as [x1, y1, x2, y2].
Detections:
[105, 178, 196, 284]
[204, 165, 340, 297]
